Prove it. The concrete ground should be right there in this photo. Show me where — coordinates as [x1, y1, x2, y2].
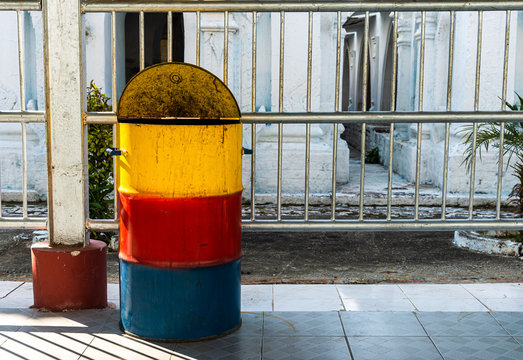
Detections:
[1, 281, 523, 359]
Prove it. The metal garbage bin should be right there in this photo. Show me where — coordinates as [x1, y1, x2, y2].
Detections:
[116, 63, 242, 341]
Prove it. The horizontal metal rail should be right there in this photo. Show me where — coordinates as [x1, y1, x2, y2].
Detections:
[85, 111, 523, 125]
[0, 112, 46, 123]
[87, 218, 523, 232]
[82, 1, 523, 13]
[242, 220, 523, 232]
[0, 1, 41, 11]
[0, 219, 47, 230]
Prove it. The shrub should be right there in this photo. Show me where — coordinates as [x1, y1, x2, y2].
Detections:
[460, 94, 523, 216]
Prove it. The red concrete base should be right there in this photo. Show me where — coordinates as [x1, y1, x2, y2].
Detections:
[31, 240, 107, 311]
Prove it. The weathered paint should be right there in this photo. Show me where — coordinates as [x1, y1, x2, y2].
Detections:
[119, 191, 242, 267]
[31, 240, 107, 311]
[117, 62, 242, 341]
[117, 62, 240, 121]
[118, 123, 242, 197]
[120, 259, 241, 341]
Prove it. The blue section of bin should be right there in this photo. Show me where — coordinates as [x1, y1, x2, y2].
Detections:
[119, 259, 241, 341]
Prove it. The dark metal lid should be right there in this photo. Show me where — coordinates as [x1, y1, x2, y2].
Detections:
[117, 62, 241, 123]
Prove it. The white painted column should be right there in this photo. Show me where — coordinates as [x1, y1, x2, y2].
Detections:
[42, 0, 86, 246]
[395, 13, 413, 140]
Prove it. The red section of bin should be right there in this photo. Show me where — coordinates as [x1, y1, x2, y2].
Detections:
[119, 191, 242, 268]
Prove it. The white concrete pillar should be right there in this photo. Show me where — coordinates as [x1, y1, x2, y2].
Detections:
[42, 0, 86, 246]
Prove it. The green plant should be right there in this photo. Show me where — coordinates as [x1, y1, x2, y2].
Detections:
[87, 81, 114, 241]
[460, 94, 523, 216]
[365, 147, 380, 164]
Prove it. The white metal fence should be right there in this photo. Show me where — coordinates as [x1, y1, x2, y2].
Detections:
[2, 1, 523, 245]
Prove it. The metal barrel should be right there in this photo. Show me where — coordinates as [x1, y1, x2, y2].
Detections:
[116, 63, 242, 341]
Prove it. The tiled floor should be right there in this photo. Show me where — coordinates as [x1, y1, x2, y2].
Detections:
[1, 282, 523, 359]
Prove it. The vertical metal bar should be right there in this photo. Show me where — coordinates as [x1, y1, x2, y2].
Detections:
[277, 11, 285, 221]
[167, 11, 173, 62]
[17, 10, 26, 111]
[304, 11, 313, 221]
[21, 122, 28, 219]
[111, 11, 117, 105]
[359, 11, 370, 221]
[250, 11, 257, 221]
[469, 10, 483, 220]
[111, 12, 119, 220]
[42, 0, 86, 245]
[224, 11, 229, 85]
[386, 11, 399, 221]
[139, 11, 145, 70]
[196, 11, 201, 67]
[331, 11, 341, 221]
[442, 11, 455, 221]
[497, 10, 511, 220]
[0, 163, 2, 216]
[414, 11, 427, 221]
[17, 10, 27, 219]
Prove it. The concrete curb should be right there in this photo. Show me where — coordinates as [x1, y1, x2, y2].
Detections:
[454, 231, 522, 257]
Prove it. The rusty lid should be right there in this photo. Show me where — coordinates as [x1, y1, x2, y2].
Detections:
[117, 62, 241, 123]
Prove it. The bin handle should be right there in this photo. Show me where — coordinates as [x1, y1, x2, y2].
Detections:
[106, 148, 127, 157]
[242, 147, 253, 155]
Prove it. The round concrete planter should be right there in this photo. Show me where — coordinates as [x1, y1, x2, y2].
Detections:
[454, 231, 522, 257]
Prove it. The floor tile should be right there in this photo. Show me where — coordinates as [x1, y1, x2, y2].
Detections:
[341, 297, 415, 311]
[0, 308, 37, 330]
[242, 285, 273, 311]
[461, 283, 523, 299]
[174, 335, 261, 360]
[340, 312, 426, 337]
[348, 336, 442, 360]
[81, 332, 175, 360]
[408, 297, 488, 312]
[263, 312, 344, 337]
[399, 284, 476, 299]
[432, 336, 523, 360]
[416, 312, 510, 337]
[490, 312, 523, 336]
[107, 283, 120, 302]
[263, 336, 350, 360]
[273, 285, 343, 311]
[480, 298, 523, 312]
[0, 282, 24, 298]
[337, 284, 405, 299]
[0, 330, 89, 360]
[237, 312, 264, 337]
[0, 283, 34, 309]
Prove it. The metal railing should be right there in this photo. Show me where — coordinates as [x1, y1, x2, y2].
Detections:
[83, 1, 523, 233]
[0, 1, 46, 230]
[3, 1, 523, 236]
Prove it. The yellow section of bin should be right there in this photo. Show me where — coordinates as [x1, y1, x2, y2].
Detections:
[118, 122, 243, 197]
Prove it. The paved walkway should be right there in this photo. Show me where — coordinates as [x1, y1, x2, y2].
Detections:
[1, 282, 523, 359]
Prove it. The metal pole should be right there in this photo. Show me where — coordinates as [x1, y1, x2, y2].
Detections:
[497, 10, 511, 220]
[414, 11, 427, 221]
[277, 11, 285, 221]
[387, 11, 399, 221]
[167, 11, 173, 62]
[359, 11, 370, 221]
[331, 11, 341, 221]
[442, 11, 455, 220]
[304, 11, 313, 221]
[469, 10, 483, 220]
[251, 11, 257, 221]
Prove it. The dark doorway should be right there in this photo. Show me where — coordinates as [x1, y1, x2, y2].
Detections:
[124, 13, 184, 82]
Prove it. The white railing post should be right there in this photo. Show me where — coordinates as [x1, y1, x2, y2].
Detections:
[42, 0, 86, 246]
